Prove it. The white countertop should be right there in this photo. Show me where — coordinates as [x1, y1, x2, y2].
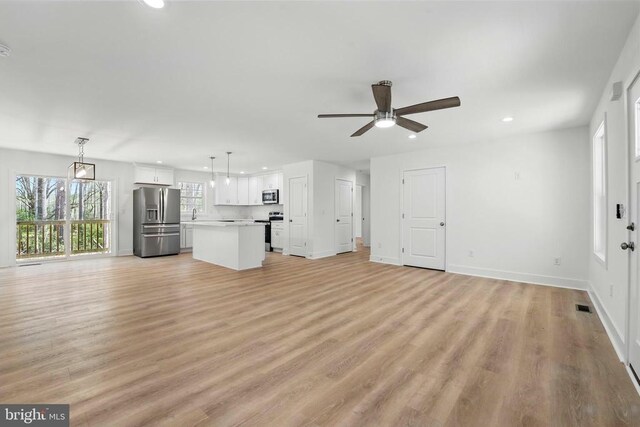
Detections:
[191, 221, 265, 227]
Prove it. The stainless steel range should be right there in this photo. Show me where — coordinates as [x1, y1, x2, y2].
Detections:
[255, 211, 283, 252]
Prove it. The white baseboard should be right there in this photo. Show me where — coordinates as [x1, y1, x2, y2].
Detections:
[308, 250, 336, 260]
[446, 264, 588, 290]
[369, 255, 401, 266]
[588, 284, 626, 362]
[117, 249, 133, 256]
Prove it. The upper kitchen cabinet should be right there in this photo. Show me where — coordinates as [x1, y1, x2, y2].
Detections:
[238, 177, 249, 205]
[248, 176, 262, 206]
[262, 173, 279, 191]
[134, 165, 175, 186]
[214, 175, 239, 205]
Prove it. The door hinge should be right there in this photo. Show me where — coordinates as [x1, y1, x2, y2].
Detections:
[402, 178, 405, 184]
[304, 242, 307, 246]
[402, 213, 405, 219]
[402, 248, 405, 253]
[351, 238, 353, 242]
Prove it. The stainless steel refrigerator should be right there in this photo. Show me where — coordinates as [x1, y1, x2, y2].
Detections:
[133, 187, 181, 258]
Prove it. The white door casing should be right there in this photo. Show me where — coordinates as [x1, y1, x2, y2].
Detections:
[335, 179, 353, 254]
[627, 74, 640, 378]
[289, 176, 308, 257]
[402, 167, 446, 270]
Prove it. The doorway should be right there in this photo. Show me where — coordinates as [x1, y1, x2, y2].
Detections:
[335, 179, 353, 254]
[402, 167, 446, 270]
[627, 73, 640, 380]
[288, 176, 308, 257]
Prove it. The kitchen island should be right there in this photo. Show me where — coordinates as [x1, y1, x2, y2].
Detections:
[191, 221, 266, 271]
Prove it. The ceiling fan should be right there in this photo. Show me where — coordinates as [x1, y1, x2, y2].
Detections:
[318, 80, 461, 137]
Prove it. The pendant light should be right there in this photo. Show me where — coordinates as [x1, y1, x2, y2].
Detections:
[68, 137, 95, 180]
[209, 156, 216, 188]
[226, 152, 232, 186]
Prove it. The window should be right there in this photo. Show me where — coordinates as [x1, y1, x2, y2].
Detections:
[178, 181, 204, 213]
[593, 120, 607, 263]
[15, 175, 113, 260]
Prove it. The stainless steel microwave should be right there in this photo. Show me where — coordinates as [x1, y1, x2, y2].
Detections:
[262, 189, 279, 204]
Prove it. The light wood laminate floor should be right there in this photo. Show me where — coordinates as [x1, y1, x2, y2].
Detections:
[1, 247, 639, 426]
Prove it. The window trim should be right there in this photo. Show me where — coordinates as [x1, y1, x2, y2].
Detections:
[177, 181, 206, 213]
[592, 117, 607, 267]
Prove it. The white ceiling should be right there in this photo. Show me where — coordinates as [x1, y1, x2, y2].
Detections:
[0, 1, 637, 174]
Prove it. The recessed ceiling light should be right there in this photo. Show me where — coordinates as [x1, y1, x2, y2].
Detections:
[156, 160, 163, 164]
[408, 134, 417, 139]
[203, 166, 208, 169]
[262, 166, 268, 170]
[240, 171, 245, 174]
[502, 116, 514, 122]
[0, 44, 11, 58]
[141, 0, 165, 8]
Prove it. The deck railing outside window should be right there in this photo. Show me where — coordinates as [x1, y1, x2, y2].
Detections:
[16, 219, 111, 259]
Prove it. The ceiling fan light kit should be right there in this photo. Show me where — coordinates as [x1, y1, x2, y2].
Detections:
[318, 80, 461, 137]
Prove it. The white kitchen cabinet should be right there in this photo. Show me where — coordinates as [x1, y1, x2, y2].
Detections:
[214, 175, 238, 205]
[238, 177, 249, 205]
[248, 176, 261, 205]
[181, 223, 194, 250]
[271, 221, 284, 250]
[262, 173, 278, 191]
[134, 165, 174, 186]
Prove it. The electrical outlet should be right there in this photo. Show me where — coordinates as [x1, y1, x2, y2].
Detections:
[514, 171, 520, 180]
[610, 284, 614, 297]
[468, 250, 474, 258]
[554, 257, 561, 266]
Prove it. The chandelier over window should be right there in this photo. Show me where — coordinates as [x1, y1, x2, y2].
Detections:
[68, 137, 95, 180]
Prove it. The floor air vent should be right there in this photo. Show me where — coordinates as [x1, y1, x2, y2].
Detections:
[575, 304, 591, 313]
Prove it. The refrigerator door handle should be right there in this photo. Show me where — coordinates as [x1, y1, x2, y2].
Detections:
[160, 189, 164, 223]
[143, 233, 180, 237]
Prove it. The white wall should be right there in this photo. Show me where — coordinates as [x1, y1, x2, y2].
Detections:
[370, 126, 590, 289]
[588, 14, 640, 359]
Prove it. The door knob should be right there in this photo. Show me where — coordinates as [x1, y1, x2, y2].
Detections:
[337, 219, 340, 222]
[628, 223, 635, 231]
[289, 219, 292, 222]
[440, 222, 445, 226]
[621, 242, 635, 251]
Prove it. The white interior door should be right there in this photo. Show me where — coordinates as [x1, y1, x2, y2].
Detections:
[335, 179, 353, 254]
[288, 176, 307, 257]
[628, 75, 640, 379]
[402, 167, 446, 270]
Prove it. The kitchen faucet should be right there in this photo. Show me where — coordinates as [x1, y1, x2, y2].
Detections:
[192, 208, 197, 221]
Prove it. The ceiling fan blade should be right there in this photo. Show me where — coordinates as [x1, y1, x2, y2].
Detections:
[372, 84, 392, 112]
[351, 121, 375, 137]
[318, 114, 373, 118]
[396, 117, 428, 133]
[395, 96, 461, 116]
